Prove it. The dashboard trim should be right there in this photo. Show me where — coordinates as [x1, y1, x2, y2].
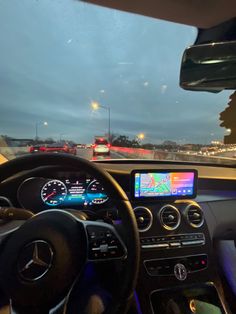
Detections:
[184, 203, 205, 228]
[143, 253, 209, 277]
[134, 206, 153, 232]
[159, 204, 181, 231]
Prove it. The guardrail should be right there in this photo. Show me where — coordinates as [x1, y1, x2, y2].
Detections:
[111, 146, 236, 165]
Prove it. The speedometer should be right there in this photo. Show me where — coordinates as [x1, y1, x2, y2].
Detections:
[86, 180, 108, 205]
[41, 179, 67, 206]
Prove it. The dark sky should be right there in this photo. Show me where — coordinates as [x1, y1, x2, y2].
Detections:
[0, 0, 231, 144]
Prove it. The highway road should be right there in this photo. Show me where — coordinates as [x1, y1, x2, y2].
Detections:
[0, 146, 235, 165]
[0, 148, 124, 164]
[76, 148, 124, 160]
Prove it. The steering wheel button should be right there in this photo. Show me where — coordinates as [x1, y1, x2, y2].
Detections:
[100, 244, 109, 253]
[108, 239, 117, 245]
[105, 231, 112, 238]
[91, 241, 100, 248]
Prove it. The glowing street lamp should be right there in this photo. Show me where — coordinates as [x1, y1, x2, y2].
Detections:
[137, 133, 145, 140]
[91, 101, 99, 111]
[35, 121, 48, 141]
[91, 101, 111, 142]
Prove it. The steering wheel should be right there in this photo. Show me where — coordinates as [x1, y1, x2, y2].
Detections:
[0, 154, 140, 314]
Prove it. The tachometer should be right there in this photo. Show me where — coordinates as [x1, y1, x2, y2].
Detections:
[41, 179, 67, 206]
[86, 180, 108, 205]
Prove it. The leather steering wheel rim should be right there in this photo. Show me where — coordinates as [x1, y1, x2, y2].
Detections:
[0, 153, 140, 314]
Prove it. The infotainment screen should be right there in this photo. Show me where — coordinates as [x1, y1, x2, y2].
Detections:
[131, 169, 197, 200]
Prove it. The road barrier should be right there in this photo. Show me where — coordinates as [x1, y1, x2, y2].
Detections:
[111, 146, 236, 165]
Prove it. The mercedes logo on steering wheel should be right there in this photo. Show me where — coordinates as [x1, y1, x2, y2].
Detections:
[17, 240, 54, 282]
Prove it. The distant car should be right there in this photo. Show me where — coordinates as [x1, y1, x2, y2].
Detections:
[86, 143, 92, 148]
[77, 144, 86, 148]
[92, 138, 110, 156]
[29, 144, 44, 153]
[33, 143, 77, 155]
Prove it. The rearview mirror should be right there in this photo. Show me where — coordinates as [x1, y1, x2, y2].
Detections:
[180, 41, 236, 92]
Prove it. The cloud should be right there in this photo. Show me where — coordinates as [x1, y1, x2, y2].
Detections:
[0, 0, 231, 144]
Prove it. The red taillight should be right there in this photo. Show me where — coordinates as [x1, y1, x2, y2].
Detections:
[107, 144, 111, 148]
[39, 146, 46, 152]
[92, 144, 96, 148]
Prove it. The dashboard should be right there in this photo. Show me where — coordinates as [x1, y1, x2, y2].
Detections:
[16, 169, 199, 212]
[1, 160, 236, 314]
[17, 173, 109, 211]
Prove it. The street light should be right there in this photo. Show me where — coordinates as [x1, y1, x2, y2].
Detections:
[137, 133, 145, 140]
[35, 121, 48, 141]
[91, 101, 99, 111]
[91, 101, 111, 143]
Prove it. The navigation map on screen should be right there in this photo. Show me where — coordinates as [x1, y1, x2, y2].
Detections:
[134, 171, 195, 198]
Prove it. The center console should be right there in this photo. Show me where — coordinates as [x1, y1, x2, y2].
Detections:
[130, 169, 227, 314]
[150, 284, 225, 314]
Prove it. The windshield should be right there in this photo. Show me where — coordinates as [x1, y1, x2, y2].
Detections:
[0, 1, 235, 165]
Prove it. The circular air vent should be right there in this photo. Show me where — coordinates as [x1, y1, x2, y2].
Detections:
[185, 204, 204, 228]
[159, 205, 181, 230]
[134, 207, 153, 232]
[0, 196, 12, 207]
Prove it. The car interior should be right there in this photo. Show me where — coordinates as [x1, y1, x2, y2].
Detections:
[0, 1, 236, 314]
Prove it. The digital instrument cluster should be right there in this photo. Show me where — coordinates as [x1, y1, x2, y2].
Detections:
[17, 175, 109, 211]
[41, 178, 108, 207]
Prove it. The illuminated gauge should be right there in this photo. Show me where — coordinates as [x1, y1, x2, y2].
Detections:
[41, 179, 67, 206]
[86, 180, 108, 205]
